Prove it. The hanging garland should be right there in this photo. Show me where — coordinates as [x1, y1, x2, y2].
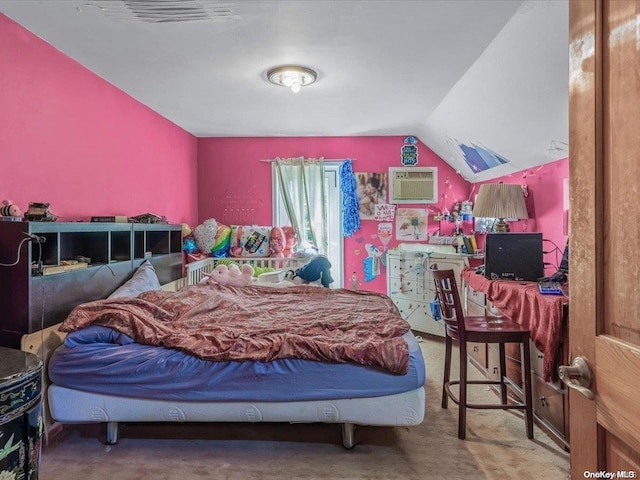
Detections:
[340, 159, 361, 237]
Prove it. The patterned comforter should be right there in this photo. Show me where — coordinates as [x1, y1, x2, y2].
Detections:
[60, 284, 411, 375]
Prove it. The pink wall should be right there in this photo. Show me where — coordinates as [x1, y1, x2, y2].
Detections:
[198, 137, 569, 292]
[2, 13, 568, 288]
[474, 157, 569, 276]
[0, 14, 198, 225]
[197, 136, 471, 293]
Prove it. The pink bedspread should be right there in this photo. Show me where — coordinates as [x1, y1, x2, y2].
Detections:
[60, 284, 411, 375]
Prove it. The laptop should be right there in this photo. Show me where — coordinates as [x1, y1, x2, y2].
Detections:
[484, 232, 544, 281]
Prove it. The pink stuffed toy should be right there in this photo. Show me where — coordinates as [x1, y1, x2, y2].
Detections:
[227, 263, 254, 287]
[281, 226, 297, 258]
[0, 199, 21, 218]
[204, 263, 254, 287]
[204, 264, 230, 285]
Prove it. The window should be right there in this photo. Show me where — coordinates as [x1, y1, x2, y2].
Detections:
[273, 162, 344, 287]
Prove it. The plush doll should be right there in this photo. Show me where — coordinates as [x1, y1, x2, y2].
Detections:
[227, 263, 254, 287]
[204, 263, 254, 287]
[281, 226, 297, 258]
[0, 200, 21, 218]
[291, 255, 333, 288]
[269, 226, 285, 258]
[204, 264, 230, 285]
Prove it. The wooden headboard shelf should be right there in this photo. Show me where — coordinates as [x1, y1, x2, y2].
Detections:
[0, 221, 183, 348]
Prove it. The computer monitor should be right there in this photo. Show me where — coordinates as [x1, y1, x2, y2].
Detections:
[484, 232, 544, 281]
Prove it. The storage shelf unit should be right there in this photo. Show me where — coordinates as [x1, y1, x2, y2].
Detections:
[0, 221, 183, 348]
[386, 246, 468, 337]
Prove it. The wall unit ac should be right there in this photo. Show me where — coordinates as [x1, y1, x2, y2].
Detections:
[389, 167, 438, 204]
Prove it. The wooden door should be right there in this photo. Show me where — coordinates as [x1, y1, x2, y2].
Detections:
[569, 0, 640, 477]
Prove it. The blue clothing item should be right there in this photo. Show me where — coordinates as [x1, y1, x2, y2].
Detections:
[295, 255, 334, 287]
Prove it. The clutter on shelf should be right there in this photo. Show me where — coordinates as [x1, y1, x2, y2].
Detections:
[24, 202, 57, 222]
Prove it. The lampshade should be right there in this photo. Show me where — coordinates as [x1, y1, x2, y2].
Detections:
[472, 183, 528, 232]
[267, 65, 317, 93]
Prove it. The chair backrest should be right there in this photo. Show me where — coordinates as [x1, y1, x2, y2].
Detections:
[432, 269, 467, 337]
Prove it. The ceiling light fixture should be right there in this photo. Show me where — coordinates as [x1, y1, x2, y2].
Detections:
[267, 65, 317, 93]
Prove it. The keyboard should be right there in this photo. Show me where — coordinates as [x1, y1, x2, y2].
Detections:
[538, 281, 565, 295]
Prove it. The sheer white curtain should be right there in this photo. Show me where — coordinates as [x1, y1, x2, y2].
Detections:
[273, 157, 327, 254]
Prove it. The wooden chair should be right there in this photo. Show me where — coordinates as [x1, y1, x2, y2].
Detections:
[432, 268, 534, 440]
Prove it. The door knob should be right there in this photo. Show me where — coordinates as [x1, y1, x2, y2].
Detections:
[558, 356, 595, 400]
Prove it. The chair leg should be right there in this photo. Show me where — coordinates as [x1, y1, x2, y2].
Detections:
[521, 338, 534, 439]
[458, 342, 468, 440]
[442, 334, 453, 409]
[498, 343, 508, 405]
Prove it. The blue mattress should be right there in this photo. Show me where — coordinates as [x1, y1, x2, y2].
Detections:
[49, 326, 426, 402]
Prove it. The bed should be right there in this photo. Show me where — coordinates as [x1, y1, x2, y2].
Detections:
[29, 258, 426, 449]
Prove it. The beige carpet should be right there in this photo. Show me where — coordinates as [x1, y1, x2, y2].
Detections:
[39, 336, 569, 480]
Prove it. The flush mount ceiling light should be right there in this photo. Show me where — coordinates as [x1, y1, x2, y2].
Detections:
[267, 65, 317, 93]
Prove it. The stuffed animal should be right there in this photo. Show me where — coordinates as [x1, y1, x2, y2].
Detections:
[0, 200, 21, 218]
[204, 264, 229, 284]
[204, 263, 254, 287]
[227, 263, 254, 287]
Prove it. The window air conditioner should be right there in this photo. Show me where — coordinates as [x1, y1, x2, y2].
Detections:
[389, 167, 438, 204]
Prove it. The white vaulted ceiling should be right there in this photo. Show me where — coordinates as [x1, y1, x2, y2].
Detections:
[0, 0, 568, 181]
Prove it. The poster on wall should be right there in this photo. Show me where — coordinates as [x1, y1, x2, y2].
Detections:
[377, 222, 393, 250]
[458, 142, 509, 173]
[356, 172, 387, 220]
[363, 244, 383, 282]
[374, 203, 395, 222]
[401, 136, 419, 166]
[396, 208, 428, 241]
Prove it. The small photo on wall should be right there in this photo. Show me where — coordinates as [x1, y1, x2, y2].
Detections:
[396, 208, 428, 241]
[374, 203, 395, 222]
[356, 172, 387, 220]
[474, 217, 495, 234]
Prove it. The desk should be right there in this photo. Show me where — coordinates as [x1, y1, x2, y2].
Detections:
[461, 268, 568, 382]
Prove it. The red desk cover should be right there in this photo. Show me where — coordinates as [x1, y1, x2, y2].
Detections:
[461, 268, 567, 382]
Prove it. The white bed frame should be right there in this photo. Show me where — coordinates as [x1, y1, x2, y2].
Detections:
[23, 257, 425, 449]
[182, 256, 309, 286]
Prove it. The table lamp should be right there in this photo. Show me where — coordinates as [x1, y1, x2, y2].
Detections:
[472, 183, 529, 232]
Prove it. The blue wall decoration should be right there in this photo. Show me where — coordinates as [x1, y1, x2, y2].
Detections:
[339, 159, 361, 237]
[459, 143, 509, 173]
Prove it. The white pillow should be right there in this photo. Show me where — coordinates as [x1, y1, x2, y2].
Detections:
[108, 260, 161, 298]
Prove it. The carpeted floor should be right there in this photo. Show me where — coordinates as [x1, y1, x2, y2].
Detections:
[39, 336, 570, 480]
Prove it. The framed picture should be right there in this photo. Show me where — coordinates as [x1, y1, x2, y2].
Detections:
[396, 208, 428, 241]
[356, 172, 387, 220]
[474, 217, 496, 234]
